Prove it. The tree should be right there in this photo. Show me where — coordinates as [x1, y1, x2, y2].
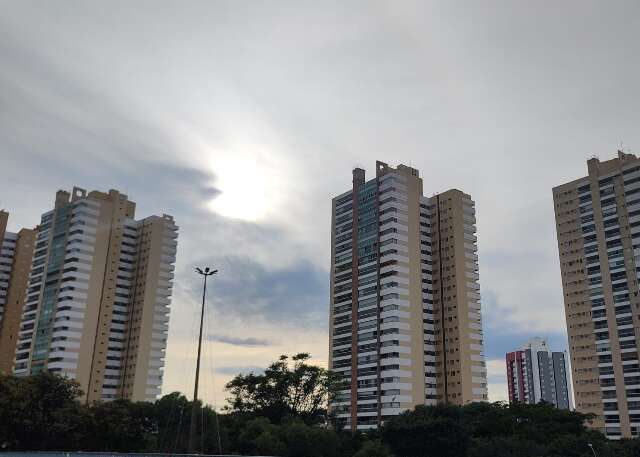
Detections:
[0, 372, 89, 450]
[153, 391, 191, 453]
[469, 436, 545, 457]
[152, 392, 227, 455]
[232, 417, 344, 457]
[607, 438, 640, 457]
[279, 421, 318, 457]
[6, 371, 640, 457]
[253, 429, 286, 456]
[381, 404, 469, 457]
[236, 417, 280, 455]
[225, 353, 346, 424]
[353, 440, 391, 457]
[87, 399, 157, 452]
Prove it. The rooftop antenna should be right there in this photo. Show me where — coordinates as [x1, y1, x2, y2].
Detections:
[618, 141, 634, 156]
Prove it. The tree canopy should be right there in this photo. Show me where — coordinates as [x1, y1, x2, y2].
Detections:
[225, 352, 347, 425]
[3, 360, 640, 457]
[380, 401, 615, 457]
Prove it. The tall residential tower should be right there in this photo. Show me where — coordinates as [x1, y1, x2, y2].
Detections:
[0, 211, 36, 373]
[554, 151, 640, 438]
[13, 187, 178, 403]
[329, 161, 487, 431]
[506, 337, 572, 409]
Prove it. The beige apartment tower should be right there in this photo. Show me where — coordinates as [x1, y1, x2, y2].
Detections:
[12, 187, 178, 403]
[329, 161, 487, 431]
[554, 151, 640, 439]
[430, 189, 487, 404]
[0, 211, 36, 373]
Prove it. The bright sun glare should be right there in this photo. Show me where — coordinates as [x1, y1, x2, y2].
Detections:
[207, 154, 270, 222]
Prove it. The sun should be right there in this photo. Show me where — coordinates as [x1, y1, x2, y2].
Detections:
[206, 153, 272, 222]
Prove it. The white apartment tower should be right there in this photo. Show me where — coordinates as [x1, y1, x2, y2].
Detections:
[329, 161, 487, 431]
[13, 187, 178, 403]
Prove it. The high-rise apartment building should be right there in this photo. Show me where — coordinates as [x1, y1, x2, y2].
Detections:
[329, 161, 487, 431]
[0, 211, 36, 373]
[430, 188, 487, 405]
[554, 151, 640, 439]
[13, 187, 178, 403]
[505, 337, 572, 410]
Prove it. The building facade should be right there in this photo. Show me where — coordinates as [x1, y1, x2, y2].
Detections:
[554, 151, 640, 438]
[430, 188, 487, 405]
[329, 161, 487, 431]
[13, 187, 178, 403]
[505, 337, 572, 409]
[0, 211, 36, 373]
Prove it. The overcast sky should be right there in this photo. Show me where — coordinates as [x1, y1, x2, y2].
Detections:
[2, 0, 640, 405]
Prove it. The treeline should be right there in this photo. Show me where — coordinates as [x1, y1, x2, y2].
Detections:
[2, 354, 640, 456]
[0, 370, 357, 456]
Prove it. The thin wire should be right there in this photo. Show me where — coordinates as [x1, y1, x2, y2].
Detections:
[203, 283, 223, 454]
[203, 289, 213, 452]
[162, 289, 201, 452]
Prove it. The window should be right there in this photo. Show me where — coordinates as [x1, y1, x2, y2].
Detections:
[618, 328, 635, 339]
[617, 316, 633, 327]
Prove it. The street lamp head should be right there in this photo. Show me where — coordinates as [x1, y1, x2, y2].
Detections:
[196, 266, 218, 276]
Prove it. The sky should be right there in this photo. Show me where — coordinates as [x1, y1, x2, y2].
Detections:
[1, 0, 640, 406]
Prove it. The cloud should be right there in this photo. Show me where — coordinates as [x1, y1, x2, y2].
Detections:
[184, 256, 328, 329]
[207, 335, 273, 347]
[483, 327, 568, 360]
[486, 359, 509, 403]
[2, 0, 640, 407]
[216, 366, 265, 376]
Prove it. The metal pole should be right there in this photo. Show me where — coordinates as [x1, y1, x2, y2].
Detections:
[188, 267, 216, 454]
[588, 443, 597, 457]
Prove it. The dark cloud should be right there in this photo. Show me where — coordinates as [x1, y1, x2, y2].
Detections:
[0, 22, 223, 229]
[482, 288, 568, 360]
[200, 186, 222, 200]
[207, 335, 273, 347]
[483, 327, 568, 361]
[187, 256, 328, 329]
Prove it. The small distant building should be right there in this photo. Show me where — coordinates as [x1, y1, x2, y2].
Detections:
[506, 337, 573, 410]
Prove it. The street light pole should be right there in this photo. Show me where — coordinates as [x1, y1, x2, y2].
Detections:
[188, 267, 217, 454]
[587, 443, 598, 457]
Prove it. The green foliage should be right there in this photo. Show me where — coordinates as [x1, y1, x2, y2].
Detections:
[6, 367, 640, 457]
[381, 404, 469, 457]
[380, 401, 624, 457]
[0, 374, 225, 454]
[225, 352, 347, 425]
[229, 416, 347, 457]
[352, 440, 390, 457]
[88, 399, 157, 452]
[0, 372, 89, 450]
